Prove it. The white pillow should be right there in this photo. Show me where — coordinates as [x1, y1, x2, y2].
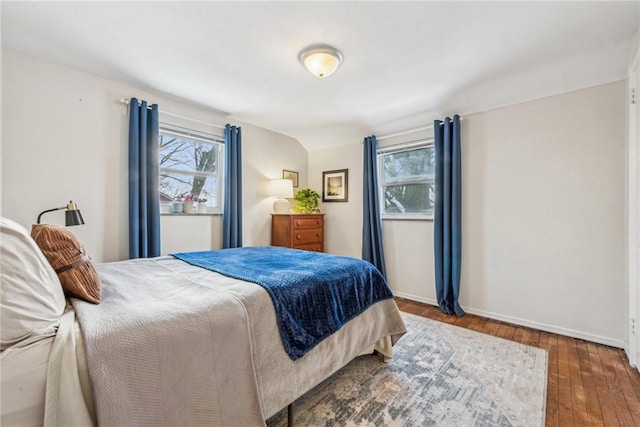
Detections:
[1, 217, 66, 351]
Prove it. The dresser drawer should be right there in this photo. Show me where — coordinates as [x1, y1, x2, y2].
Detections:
[271, 214, 324, 253]
[294, 243, 323, 252]
[293, 228, 322, 244]
[293, 217, 323, 229]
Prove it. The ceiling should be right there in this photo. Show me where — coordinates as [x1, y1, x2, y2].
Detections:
[2, 1, 639, 151]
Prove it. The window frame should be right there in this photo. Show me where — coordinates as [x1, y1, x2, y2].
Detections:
[158, 126, 225, 214]
[378, 138, 435, 221]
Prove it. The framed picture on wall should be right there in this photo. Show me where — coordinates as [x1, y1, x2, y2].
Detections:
[283, 169, 299, 187]
[322, 169, 348, 202]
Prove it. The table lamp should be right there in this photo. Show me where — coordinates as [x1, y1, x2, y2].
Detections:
[269, 179, 294, 214]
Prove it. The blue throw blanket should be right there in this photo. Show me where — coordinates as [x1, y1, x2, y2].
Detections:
[171, 247, 394, 360]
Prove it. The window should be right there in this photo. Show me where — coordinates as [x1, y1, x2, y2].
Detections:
[159, 127, 224, 212]
[378, 141, 435, 219]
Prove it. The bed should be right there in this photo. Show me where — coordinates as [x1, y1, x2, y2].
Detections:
[0, 217, 406, 426]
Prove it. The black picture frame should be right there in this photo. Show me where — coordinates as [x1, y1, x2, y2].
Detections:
[322, 169, 348, 202]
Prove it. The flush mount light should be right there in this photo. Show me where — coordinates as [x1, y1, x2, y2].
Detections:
[298, 45, 343, 78]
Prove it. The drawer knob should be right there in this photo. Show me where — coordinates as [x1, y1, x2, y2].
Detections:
[296, 235, 301, 239]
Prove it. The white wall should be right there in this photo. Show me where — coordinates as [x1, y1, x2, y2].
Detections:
[309, 81, 627, 346]
[1, 49, 307, 262]
[459, 81, 626, 346]
[242, 124, 308, 246]
[309, 142, 363, 257]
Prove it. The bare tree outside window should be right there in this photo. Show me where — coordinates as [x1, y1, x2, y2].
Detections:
[159, 129, 223, 210]
[379, 145, 435, 217]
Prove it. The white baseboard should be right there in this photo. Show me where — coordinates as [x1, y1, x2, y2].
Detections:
[393, 291, 625, 349]
[393, 292, 438, 307]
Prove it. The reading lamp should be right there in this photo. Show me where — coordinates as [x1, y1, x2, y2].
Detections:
[269, 179, 294, 214]
[37, 201, 85, 226]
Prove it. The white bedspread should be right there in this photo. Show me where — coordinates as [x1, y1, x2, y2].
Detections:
[156, 257, 406, 419]
[44, 308, 94, 427]
[72, 258, 264, 426]
[47, 256, 406, 426]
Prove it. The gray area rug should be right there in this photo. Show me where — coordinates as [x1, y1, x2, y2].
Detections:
[267, 312, 547, 427]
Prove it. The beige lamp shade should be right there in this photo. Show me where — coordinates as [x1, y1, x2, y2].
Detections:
[269, 179, 294, 213]
[269, 179, 294, 198]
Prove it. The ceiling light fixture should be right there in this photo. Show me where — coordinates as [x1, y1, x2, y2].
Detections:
[299, 45, 343, 78]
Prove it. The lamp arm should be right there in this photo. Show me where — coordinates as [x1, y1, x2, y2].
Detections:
[36, 206, 66, 224]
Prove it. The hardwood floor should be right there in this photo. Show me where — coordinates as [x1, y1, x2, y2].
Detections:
[396, 298, 640, 427]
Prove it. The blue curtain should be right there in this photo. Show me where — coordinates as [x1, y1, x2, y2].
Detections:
[362, 135, 387, 278]
[128, 98, 160, 259]
[223, 124, 243, 248]
[434, 115, 464, 316]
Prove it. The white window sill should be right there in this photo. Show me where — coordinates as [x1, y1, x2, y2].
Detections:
[382, 214, 433, 221]
[161, 212, 222, 216]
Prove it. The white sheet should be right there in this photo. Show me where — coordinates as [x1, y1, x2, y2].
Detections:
[1, 306, 95, 427]
[1, 336, 54, 427]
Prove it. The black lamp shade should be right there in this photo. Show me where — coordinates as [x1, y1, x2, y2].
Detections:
[37, 200, 85, 226]
[65, 209, 85, 226]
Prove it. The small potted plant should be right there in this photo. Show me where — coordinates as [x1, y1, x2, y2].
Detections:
[293, 188, 320, 214]
[182, 194, 196, 214]
[171, 195, 184, 213]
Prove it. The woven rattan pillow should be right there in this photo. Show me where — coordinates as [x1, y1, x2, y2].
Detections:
[31, 224, 100, 304]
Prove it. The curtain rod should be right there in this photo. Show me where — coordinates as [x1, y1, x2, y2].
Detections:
[376, 117, 464, 141]
[120, 98, 225, 129]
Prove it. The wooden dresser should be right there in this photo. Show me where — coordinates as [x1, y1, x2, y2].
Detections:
[271, 214, 324, 252]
